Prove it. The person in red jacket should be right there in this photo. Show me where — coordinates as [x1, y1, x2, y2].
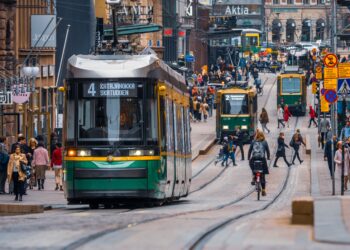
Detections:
[52, 143, 63, 191]
[308, 105, 318, 128]
[283, 105, 292, 128]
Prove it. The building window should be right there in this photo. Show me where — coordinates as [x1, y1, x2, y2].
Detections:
[272, 19, 282, 43]
[303, 0, 310, 4]
[273, 0, 280, 4]
[287, 0, 294, 4]
[318, 0, 325, 4]
[286, 19, 296, 43]
[301, 19, 311, 41]
[5, 20, 11, 47]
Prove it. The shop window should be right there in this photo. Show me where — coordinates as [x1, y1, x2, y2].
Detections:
[318, 0, 325, 4]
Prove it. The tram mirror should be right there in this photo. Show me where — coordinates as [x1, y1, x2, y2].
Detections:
[159, 85, 166, 95]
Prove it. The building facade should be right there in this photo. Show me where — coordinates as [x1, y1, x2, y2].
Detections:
[264, 0, 331, 44]
[16, 0, 56, 145]
[0, 0, 16, 143]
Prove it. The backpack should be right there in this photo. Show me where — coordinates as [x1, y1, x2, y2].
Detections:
[252, 141, 264, 159]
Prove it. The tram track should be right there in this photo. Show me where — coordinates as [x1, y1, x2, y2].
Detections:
[62, 74, 285, 250]
[188, 116, 300, 250]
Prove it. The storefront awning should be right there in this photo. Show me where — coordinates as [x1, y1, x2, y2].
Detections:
[104, 23, 162, 36]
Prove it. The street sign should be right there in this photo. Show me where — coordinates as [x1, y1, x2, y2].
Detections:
[316, 72, 323, 79]
[312, 82, 317, 94]
[324, 79, 337, 90]
[324, 67, 338, 79]
[338, 63, 350, 78]
[337, 78, 350, 95]
[323, 53, 338, 68]
[321, 88, 326, 95]
[185, 54, 195, 62]
[324, 89, 338, 103]
[316, 66, 322, 73]
[321, 95, 330, 112]
[0, 91, 12, 105]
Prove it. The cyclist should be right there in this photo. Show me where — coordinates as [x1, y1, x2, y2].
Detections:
[248, 130, 270, 196]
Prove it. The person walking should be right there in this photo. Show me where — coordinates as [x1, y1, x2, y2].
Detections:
[290, 129, 306, 165]
[324, 135, 338, 177]
[7, 145, 28, 201]
[233, 127, 245, 160]
[193, 97, 198, 123]
[284, 105, 292, 128]
[32, 142, 50, 190]
[273, 132, 292, 167]
[27, 138, 37, 189]
[334, 141, 349, 191]
[319, 117, 330, 149]
[221, 137, 230, 167]
[259, 108, 270, 133]
[229, 135, 237, 166]
[52, 143, 63, 191]
[277, 105, 285, 129]
[308, 105, 318, 128]
[0, 137, 9, 194]
[202, 100, 209, 122]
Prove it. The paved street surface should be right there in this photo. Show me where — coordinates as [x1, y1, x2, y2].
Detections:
[0, 73, 350, 249]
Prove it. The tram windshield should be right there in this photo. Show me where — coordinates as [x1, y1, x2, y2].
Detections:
[221, 94, 248, 115]
[282, 77, 301, 94]
[70, 81, 158, 146]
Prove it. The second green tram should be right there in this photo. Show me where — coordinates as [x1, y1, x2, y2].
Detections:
[63, 54, 191, 207]
[216, 86, 257, 143]
[277, 66, 307, 116]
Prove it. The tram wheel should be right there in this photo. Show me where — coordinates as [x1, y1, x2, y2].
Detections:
[89, 203, 99, 209]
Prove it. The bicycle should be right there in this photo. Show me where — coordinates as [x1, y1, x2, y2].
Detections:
[252, 160, 264, 200]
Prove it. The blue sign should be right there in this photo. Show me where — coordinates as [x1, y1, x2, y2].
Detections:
[325, 89, 338, 103]
[337, 78, 350, 95]
[185, 55, 195, 63]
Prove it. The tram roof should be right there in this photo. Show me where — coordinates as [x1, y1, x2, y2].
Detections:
[66, 54, 186, 90]
[218, 86, 256, 95]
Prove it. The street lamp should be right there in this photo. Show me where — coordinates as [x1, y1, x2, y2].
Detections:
[22, 65, 39, 92]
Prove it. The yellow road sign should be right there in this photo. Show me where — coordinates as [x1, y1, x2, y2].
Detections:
[316, 66, 322, 73]
[321, 95, 330, 112]
[338, 63, 350, 78]
[324, 79, 337, 90]
[323, 53, 338, 68]
[316, 72, 322, 80]
[324, 67, 338, 79]
[312, 82, 317, 94]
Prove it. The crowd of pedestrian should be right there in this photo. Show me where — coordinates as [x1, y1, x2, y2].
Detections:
[0, 133, 63, 202]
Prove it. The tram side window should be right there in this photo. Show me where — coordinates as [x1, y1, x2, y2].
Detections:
[281, 78, 301, 94]
[159, 96, 167, 152]
[222, 94, 248, 115]
[245, 36, 258, 47]
[146, 85, 158, 145]
[67, 85, 75, 140]
[166, 98, 174, 152]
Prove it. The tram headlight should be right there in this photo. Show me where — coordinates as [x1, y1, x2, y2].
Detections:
[222, 125, 229, 130]
[241, 125, 248, 130]
[129, 150, 155, 156]
[77, 149, 91, 157]
[129, 150, 143, 156]
[67, 149, 77, 157]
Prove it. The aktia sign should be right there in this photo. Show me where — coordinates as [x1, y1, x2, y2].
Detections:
[225, 6, 250, 15]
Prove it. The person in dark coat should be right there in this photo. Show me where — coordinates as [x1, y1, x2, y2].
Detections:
[291, 129, 306, 165]
[233, 127, 245, 160]
[248, 130, 270, 196]
[273, 132, 291, 167]
[324, 135, 338, 177]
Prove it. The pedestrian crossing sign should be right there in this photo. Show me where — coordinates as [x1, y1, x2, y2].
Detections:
[337, 79, 350, 95]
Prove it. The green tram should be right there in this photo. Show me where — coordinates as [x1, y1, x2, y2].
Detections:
[63, 54, 191, 207]
[216, 85, 257, 143]
[277, 66, 307, 116]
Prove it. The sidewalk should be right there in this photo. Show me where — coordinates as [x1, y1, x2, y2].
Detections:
[190, 113, 216, 160]
[310, 133, 350, 244]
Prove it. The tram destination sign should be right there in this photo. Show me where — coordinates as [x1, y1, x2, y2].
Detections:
[83, 82, 138, 98]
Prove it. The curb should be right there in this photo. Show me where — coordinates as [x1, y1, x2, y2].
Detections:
[0, 203, 44, 215]
[192, 137, 217, 161]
